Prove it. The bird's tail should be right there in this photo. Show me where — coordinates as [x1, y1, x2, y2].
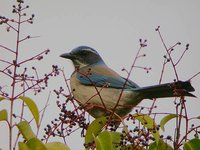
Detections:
[134, 80, 196, 99]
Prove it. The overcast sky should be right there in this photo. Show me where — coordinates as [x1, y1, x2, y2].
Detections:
[0, 1, 200, 149]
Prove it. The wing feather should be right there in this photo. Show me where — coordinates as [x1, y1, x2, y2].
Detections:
[76, 65, 139, 89]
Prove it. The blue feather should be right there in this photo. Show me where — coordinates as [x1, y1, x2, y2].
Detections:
[77, 72, 139, 89]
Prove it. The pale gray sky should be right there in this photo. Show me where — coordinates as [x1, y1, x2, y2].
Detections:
[0, 1, 200, 149]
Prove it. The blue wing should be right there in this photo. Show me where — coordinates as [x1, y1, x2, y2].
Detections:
[75, 66, 195, 98]
[76, 65, 139, 89]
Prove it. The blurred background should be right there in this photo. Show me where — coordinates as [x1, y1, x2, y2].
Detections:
[0, 0, 199, 149]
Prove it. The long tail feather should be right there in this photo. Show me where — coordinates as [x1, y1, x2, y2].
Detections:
[134, 80, 196, 99]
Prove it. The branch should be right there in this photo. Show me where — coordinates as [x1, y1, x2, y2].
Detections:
[156, 26, 179, 80]
[0, 44, 15, 54]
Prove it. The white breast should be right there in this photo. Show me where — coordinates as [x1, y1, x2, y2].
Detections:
[70, 73, 141, 117]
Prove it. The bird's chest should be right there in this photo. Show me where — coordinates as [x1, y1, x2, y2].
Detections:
[70, 73, 140, 117]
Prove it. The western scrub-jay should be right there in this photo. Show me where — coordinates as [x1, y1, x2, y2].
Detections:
[60, 46, 195, 119]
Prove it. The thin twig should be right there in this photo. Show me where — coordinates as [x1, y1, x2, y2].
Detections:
[110, 44, 145, 122]
[5, 22, 18, 32]
[175, 49, 188, 66]
[156, 27, 179, 80]
[36, 92, 51, 137]
[17, 49, 49, 66]
[0, 44, 15, 54]
[189, 72, 200, 80]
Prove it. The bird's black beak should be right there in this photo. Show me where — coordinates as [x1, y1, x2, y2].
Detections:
[60, 53, 75, 60]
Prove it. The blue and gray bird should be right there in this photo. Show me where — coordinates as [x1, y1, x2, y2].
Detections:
[60, 46, 195, 119]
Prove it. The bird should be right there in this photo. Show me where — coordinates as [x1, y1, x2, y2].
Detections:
[60, 46, 195, 120]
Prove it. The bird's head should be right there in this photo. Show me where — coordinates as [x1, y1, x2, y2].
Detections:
[60, 46, 105, 68]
